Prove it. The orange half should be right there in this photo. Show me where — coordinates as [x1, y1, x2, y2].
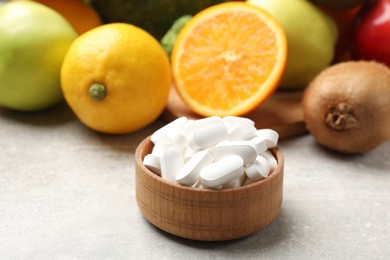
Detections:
[171, 2, 288, 117]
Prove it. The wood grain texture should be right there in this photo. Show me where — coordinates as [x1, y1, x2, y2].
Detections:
[163, 87, 307, 139]
[135, 136, 284, 241]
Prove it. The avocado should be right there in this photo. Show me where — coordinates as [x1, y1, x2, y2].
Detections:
[89, 0, 232, 39]
[161, 15, 192, 57]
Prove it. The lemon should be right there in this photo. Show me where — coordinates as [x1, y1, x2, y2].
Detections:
[0, 1, 77, 111]
[61, 23, 171, 134]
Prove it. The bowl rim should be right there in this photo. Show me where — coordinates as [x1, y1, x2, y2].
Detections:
[135, 136, 284, 194]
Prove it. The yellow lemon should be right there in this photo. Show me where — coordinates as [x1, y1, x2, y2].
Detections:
[61, 23, 171, 134]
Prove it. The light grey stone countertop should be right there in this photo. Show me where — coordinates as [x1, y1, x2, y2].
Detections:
[1, 102, 389, 260]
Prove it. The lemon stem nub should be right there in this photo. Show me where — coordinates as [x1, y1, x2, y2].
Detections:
[89, 83, 106, 101]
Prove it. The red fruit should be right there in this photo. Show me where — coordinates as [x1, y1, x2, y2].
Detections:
[352, 0, 390, 66]
[320, 6, 361, 62]
[311, 0, 372, 9]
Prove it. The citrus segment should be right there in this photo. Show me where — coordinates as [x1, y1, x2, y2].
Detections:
[171, 2, 287, 117]
[61, 23, 171, 134]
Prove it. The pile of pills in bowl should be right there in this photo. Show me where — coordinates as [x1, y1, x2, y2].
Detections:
[143, 116, 279, 189]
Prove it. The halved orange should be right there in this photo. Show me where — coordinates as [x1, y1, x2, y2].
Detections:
[171, 2, 288, 117]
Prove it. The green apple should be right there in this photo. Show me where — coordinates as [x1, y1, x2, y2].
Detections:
[248, 0, 337, 89]
[0, 1, 77, 111]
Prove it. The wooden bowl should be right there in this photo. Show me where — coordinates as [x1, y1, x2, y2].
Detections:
[135, 136, 284, 241]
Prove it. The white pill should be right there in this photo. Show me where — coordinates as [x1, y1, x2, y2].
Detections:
[251, 136, 268, 154]
[187, 123, 228, 150]
[200, 155, 244, 189]
[151, 141, 170, 156]
[176, 150, 213, 186]
[223, 173, 247, 188]
[183, 116, 223, 135]
[160, 146, 184, 183]
[245, 155, 270, 182]
[192, 179, 202, 188]
[183, 147, 198, 162]
[151, 117, 188, 144]
[150, 130, 167, 144]
[223, 116, 255, 130]
[261, 150, 277, 172]
[143, 154, 161, 175]
[255, 129, 279, 149]
[227, 122, 257, 141]
[163, 130, 187, 149]
[212, 141, 257, 166]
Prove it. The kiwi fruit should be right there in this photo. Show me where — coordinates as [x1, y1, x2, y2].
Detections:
[302, 61, 390, 153]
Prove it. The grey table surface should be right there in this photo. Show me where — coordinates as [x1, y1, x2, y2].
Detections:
[1, 101, 389, 260]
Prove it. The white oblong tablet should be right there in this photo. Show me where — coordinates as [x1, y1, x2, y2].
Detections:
[163, 130, 187, 149]
[227, 122, 257, 141]
[151, 141, 171, 156]
[192, 179, 202, 188]
[187, 123, 228, 150]
[251, 136, 267, 154]
[183, 147, 197, 162]
[223, 116, 254, 130]
[261, 150, 277, 172]
[160, 147, 184, 183]
[245, 155, 270, 182]
[212, 141, 257, 166]
[143, 154, 161, 175]
[200, 155, 244, 189]
[151, 116, 188, 144]
[176, 150, 213, 186]
[255, 129, 279, 149]
[223, 173, 247, 189]
[183, 116, 223, 136]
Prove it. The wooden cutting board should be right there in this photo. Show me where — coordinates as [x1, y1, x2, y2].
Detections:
[162, 87, 307, 139]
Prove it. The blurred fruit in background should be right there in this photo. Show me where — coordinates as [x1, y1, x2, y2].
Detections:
[248, 0, 337, 89]
[352, 0, 390, 67]
[309, 0, 375, 9]
[161, 15, 192, 57]
[0, 1, 77, 111]
[318, 6, 362, 63]
[89, 0, 235, 40]
[61, 23, 171, 134]
[13, 0, 102, 35]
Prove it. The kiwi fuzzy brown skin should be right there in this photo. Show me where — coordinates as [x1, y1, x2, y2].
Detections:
[302, 61, 390, 153]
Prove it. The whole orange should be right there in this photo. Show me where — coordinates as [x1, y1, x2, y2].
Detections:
[61, 23, 172, 134]
[14, 0, 102, 34]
